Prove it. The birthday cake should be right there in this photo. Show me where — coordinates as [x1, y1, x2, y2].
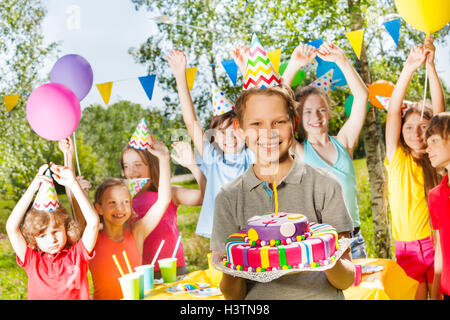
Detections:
[222, 212, 339, 272]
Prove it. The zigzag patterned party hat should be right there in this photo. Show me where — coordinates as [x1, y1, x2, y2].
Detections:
[129, 118, 151, 150]
[125, 178, 150, 198]
[211, 82, 234, 116]
[309, 69, 334, 94]
[243, 33, 281, 90]
[376, 95, 412, 117]
[33, 169, 60, 212]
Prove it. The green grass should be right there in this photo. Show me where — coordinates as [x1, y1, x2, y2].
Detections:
[0, 160, 379, 299]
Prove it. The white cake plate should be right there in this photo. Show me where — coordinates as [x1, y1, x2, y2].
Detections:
[212, 237, 354, 283]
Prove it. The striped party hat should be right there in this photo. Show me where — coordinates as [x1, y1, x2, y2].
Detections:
[125, 178, 150, 198]
[129, 118, 151, 150]
[211, 82, 234, 116]
[309, 69, 334, 94]
[376, 95, 412, 117]
[33, 169, 60, 212]
[243, 33, 281, 90]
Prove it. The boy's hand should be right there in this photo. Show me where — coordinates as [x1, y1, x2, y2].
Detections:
[49, 162, 77, 187]
[147, 135, 170, 160]
[231, 45, 250, 76]
[171, 141, 196, 167]
[289, 44, 317, 68]
[29, 164, 52, 193]
[404, 45, 427, 71]
[423, 36, 435, 65]
[316, 42, 346, 65]
[167, 49, 187, 77]
[58, 137, 75, 157]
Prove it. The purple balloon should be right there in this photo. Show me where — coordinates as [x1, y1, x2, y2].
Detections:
[50, 54, 93, 101]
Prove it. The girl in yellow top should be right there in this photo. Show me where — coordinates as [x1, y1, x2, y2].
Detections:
[385, 37, 444, 300]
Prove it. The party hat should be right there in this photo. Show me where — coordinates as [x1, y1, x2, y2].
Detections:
[211, 82, 235, 116]
[33, 170, 60, 212]
[125, 178, 150, 198]
[243, 33, 281, 90]
[129, 118, 151, 150]
[309, 69, 334, 94]
[376, 95, 412, 117]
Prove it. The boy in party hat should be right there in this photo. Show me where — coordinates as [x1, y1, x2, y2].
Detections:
[167, 49, 254, 239]
[6, 163, 99, 300]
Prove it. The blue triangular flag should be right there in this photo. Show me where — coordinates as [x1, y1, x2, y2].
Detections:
[221, 59, 239, 86]
[138, 75, 156, 101]
[383, 19, 401, 46]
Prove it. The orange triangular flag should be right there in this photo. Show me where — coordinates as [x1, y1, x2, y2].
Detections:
[96, 82, 113, 105]
[186, 67, 197, 91]
[345, 29, 365, 59]
[3, 94, 20, 112]
[267, 48, 282, 73]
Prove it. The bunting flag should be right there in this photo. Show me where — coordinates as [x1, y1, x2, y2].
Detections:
[3, 94, 20, 112]
[221, 59, 239, 86]
[376, 95, 412, 117]
[345, 29, 365, 59]
[267, 48, 282, 73]
[186, 67, 197, 90]
[125, 178, 150, 198]
[138, 75, 157, 102]
[211, 82, 234, 115]
[33, 170, 60, 212]
[129, 118, 151, 150]
[243, 33, 281, 90]
[383, 18, 401, 46]
[96, 82, 113, 105]
[279, 61, 306, 87]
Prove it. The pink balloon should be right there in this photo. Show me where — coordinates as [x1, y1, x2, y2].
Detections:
[26, 83, 81, 141]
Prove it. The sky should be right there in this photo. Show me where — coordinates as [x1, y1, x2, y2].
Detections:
[40, 0, 449, 111]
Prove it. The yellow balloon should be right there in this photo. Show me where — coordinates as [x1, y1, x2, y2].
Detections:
[395, 0, 450, 34]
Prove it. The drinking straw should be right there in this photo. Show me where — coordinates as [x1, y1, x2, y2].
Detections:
[171, 235, 182, 259]
[122, 250, 133, 273]
[112, 254, 125, 277]
[150, 240, 165, 266]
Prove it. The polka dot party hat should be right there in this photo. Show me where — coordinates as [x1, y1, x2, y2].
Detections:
[309, 69, 334, 94]
[376, 95, 412, 117]
[243, 33, 281, 90]
[33, 169, 60, 212]
[129, 118, 152, 150]
[211, 81, 235, 116]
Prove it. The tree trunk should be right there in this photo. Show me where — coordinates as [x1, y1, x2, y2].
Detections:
[348, 0, 391, 258]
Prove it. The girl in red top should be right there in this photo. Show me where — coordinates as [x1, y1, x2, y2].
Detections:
[6, 163, 100, 300]
[426, 112, 450, 300]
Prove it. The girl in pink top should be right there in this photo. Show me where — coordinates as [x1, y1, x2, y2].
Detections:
[6, 163, 100, 300]
[121, 140, 205, 277]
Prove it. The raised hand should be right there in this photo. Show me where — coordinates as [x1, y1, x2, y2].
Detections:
[147, 135, 170, 160]
[231, 45, 250, 76]
[289, 44, 317, 68]
[167, 49, 187, 77]
[49, 162, 77, 188]
[316, 42, 346, 65]
[171, 141, 196, 167]
[29, 164, 52, 193]
[423, 36, 436, 65]
[404, 45, 427, 71]
[58, 137, 74, 157]
[76, 176, 92, 195]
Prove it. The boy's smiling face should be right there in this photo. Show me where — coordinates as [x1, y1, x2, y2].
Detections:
[234, 94, 294, 166]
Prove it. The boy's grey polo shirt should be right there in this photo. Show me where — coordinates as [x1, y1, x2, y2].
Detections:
[211, 158, 353, 300]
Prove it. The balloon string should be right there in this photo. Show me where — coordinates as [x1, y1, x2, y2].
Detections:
[420, 61, 428, 121]
[72, 131, 82, 177]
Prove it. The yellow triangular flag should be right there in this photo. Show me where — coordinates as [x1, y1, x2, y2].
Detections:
[96, 82, 113, 105]
[345, 29, 365, 59]
[186, 67, 197, 91]
[268, 48, 282, 73]
[3, 94, 20, 112]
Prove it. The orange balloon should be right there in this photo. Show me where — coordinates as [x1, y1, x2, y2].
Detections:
[368, 80, 395, 109]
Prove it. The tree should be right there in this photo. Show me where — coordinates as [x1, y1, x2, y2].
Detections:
[129, 0, 449, 257]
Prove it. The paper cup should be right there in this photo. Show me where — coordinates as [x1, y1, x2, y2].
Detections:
[207, 252, 223, 284]
[118, 273, 141, 300]
[158, 258, 177, 283]
[135, 264, 155, 291]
